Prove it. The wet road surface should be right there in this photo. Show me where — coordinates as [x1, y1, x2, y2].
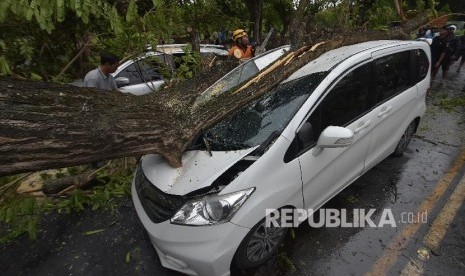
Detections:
[0, 64, 464, 276]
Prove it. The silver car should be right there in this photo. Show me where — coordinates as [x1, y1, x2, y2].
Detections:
[71, 44, 228, 96]
[115, 44, 228, 95]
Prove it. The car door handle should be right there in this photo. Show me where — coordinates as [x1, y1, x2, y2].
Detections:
[354, 120, 371, 134]
[378, 106, 392, 117]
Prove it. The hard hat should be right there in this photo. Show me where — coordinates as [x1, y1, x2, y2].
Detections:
[233, 29, 247, 40]
[448, 25, 457, 32]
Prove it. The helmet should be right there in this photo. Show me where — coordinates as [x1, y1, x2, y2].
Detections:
[233, 29, 247, 40]
[447, 25, 457, 32]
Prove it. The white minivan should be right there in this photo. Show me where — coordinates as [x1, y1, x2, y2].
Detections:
[132, 40, 431, 276]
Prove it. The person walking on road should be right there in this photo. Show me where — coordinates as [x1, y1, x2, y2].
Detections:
[84, 52, 120, 91]
[430, 26, 455, 83]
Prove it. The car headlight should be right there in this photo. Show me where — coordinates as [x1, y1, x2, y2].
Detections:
[171, 188, 255, 226]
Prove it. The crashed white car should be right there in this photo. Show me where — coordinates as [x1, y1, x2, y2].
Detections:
[132, 40, 431, 275]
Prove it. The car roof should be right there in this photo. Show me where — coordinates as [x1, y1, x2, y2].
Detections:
[285, 40, 420, 82]
[156, 44, 227, 55]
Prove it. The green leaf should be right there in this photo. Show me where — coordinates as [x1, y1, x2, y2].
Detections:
[75, 0, 82, 17]
[0, 1, 11, 22]
[289, 228, 296, 240]
[56, 0, 65, 22]
[22, 197, 36, 215]
[83, 229, 105, 236]
[5, 207, 13, 223]
[126, 0, 138, 23]
[125, 251, 131, 263]
[0, 56, 11, 75]
[25, 0, 37, 21]
[29, 72, 42, 80]
[27, 217, 38, 240]
[152, 0, 163, 7]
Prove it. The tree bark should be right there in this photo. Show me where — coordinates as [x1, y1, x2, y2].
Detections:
[244, 0, 264, 43]
[0, 80, 186, 175]
[42, 172, 96, 195]
[0, 27, 418, 176]
[289, 0, 311, 50]
[394, 0, 407, 22]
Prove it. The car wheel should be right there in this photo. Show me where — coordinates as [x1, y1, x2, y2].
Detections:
[233, 217, 288, 269]
[392, 121, 416, 157]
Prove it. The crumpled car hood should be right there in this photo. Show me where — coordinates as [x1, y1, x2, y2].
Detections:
[140, 148, 257, 196]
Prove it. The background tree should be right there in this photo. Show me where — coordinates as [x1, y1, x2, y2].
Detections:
[263, 0, 294, 45]
[244, 0, 264, 42]
[0, 0, 456, 176]
[394, 0, 407, 21]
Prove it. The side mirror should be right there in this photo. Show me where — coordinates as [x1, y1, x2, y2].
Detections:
[313, 126, 354, 156]
[115, 77, 130, 87]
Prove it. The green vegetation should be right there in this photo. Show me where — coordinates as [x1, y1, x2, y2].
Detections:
[0, 0, 449, 82]
[0, 195, 39, 243]
[174, 45, 201, 80]
[436, 95, 465, 111]
[0, 160, 135, 244]
[277, 251, 297, 272]
[430, 91, 465, 112]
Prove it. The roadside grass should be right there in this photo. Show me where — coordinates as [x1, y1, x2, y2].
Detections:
[0, 159, 136, 244]
[433, 93, 465, 112]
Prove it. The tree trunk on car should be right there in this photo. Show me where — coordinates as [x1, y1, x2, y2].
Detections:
[0, 12, 428, 176]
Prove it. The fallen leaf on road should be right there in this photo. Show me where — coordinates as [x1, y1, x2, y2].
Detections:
[82, 229, 105, 236]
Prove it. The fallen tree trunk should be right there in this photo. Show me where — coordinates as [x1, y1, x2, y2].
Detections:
[0, 27, 425, 176]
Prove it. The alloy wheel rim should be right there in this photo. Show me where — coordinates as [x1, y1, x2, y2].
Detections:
[398, 124, 415, 152]
[246, 223, 286, 262]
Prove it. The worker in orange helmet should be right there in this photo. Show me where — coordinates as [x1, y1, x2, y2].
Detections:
[228, 29, 255, 62]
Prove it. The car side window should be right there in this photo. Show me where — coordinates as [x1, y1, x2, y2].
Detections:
[116, 60, 165, 87]
[414, 49, 429, 82]
[116, 63, 142, 86]
[374, 51, 411, 103]
[301, 63, 372, 150]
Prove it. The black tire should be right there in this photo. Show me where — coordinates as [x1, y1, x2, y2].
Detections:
[392, 121, 416, 157]
[233, 217, 288, 269]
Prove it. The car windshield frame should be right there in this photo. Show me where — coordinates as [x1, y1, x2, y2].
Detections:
[193, 46, 291, 106]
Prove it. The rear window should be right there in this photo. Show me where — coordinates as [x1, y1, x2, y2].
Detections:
[414, 49, 429, 82]
[374, 51, 411, 103]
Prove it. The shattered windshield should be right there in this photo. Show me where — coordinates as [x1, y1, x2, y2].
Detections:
[202, 72, 328, 151]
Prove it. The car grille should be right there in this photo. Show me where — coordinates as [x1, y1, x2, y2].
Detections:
[134, 164, 187, 223]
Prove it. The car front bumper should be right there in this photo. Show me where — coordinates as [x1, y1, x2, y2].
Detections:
[131, 181, 250, 276]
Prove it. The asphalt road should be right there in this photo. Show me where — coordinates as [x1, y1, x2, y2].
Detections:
[1, 63, 464, 276]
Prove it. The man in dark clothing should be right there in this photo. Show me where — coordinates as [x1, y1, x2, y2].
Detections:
[431, 26, 456, 82]
[456, 36, 465, 73]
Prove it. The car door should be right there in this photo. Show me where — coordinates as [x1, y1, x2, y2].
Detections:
[364, 49, 420, 169]
[296, 62, 378, 210]
[114, 58, 170, 96]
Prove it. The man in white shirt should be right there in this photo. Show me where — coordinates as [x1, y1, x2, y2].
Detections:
[84, 52, 120, 90]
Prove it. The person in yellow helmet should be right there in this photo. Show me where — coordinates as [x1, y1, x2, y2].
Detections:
[228, 29, 255, 61]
